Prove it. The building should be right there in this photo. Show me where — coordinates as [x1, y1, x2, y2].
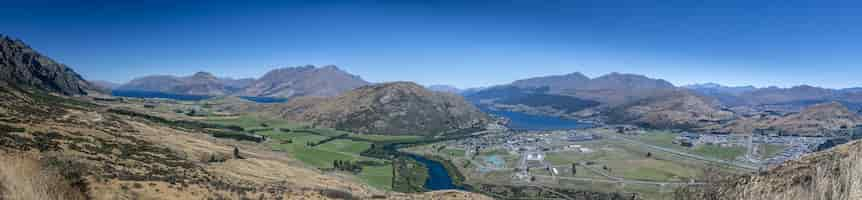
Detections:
[526, 152, 544, 161]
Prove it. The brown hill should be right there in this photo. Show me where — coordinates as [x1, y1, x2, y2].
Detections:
[0, 35, 94, 95]
[240, 65, 369, 98]
[606, 90, 734, 129]
[279, 82, 490, 135]
[719, 102, 861, 136]
[675, 139, 862, 200]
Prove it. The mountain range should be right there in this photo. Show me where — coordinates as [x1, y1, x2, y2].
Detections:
[116, 71, 252, 96]
[4, 32, 862, 200]
[467, 71, 862, 135]
[115, 65, 368, 98]
[0, 35, 488, 200]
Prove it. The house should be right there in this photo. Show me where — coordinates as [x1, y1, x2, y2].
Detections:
[526, 152, 544, 161]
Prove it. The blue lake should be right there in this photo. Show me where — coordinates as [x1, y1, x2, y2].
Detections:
[111, 90, 288, 103]
[112, 90, 211, 101]
[480, 107, 595, 130]
[237, 96, 289, 103]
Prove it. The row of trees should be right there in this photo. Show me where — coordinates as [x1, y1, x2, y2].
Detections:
[332, 160, 363, 173]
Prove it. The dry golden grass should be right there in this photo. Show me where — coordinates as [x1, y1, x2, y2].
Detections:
[0, 153, 86, 200]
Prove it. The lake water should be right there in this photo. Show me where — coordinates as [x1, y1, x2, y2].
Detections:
[112, 90, 211, 101]
[480, 107, 594, 130]
[237, 96, 289, 103]
[111, 90, 288, 103]
[407, 154, 458, 190]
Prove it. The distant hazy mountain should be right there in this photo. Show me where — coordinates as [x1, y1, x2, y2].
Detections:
[240, 65, 369, 98]
[91, 80, 121, 90]
[116, 71, 242, 96]
[510, 72, 591, 93]
[0, 35, 95, 95]
[465, 86, 600, 113]
[684, 83, 757, 95]
[426, 84, 461, 94]
[510, 72, 676, 105]
[719, 102, 861, 136]
[687, 83, 862, 108]
[606, 90, 733, 129]
[474, 71, 676, 106]
[279, 82, 489, 135]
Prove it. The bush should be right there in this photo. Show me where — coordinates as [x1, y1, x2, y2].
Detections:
[0, 154, 87, 200]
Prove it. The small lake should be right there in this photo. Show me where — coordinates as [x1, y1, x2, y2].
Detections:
[111, 90, 288, 103]
[407, 154, 458, 191]
[480, 107, 594, 130]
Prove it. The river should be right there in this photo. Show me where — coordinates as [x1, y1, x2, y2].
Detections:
[407, 154, 459, 190]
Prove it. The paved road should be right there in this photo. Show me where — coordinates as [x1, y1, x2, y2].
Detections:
[608, 134, 760, 170]
[533, 175, 705, 186]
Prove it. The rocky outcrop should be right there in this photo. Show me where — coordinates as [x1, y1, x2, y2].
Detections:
[240, 65, 369, 98]
[279, 82, 489, 135]
[676, 139, 862, 200]
[0, 35, 94, 95]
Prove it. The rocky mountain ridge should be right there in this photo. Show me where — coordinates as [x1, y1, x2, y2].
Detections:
[0, 35, 95, 95]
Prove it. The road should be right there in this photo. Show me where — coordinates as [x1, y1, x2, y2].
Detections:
[532, 175, 705, 186]
[607, 134, 760, 170]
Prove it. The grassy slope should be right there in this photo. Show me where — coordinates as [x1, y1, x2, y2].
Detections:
[204, 115, 398, 190]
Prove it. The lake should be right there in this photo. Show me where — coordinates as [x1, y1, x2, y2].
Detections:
[112, 90, 211, 101]
[111, 90, 288, 103]
[480, 107, 594, 130]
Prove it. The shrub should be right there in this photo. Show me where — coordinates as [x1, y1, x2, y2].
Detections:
[0, 154, 87, 200]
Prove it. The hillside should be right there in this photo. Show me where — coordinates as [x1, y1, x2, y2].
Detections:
[240, 65, 369, 98]
[0, 35, 95, 95]
[0, 38, 489, 200]
[279, 82, 490, 136]
[606, 90, 734, 130]
[116, 72, 249, 96]
[675, 139, 862, 200]
[718, 102, 861, 136]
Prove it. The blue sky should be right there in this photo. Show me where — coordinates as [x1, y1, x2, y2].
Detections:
[2, 0, 861, 89]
